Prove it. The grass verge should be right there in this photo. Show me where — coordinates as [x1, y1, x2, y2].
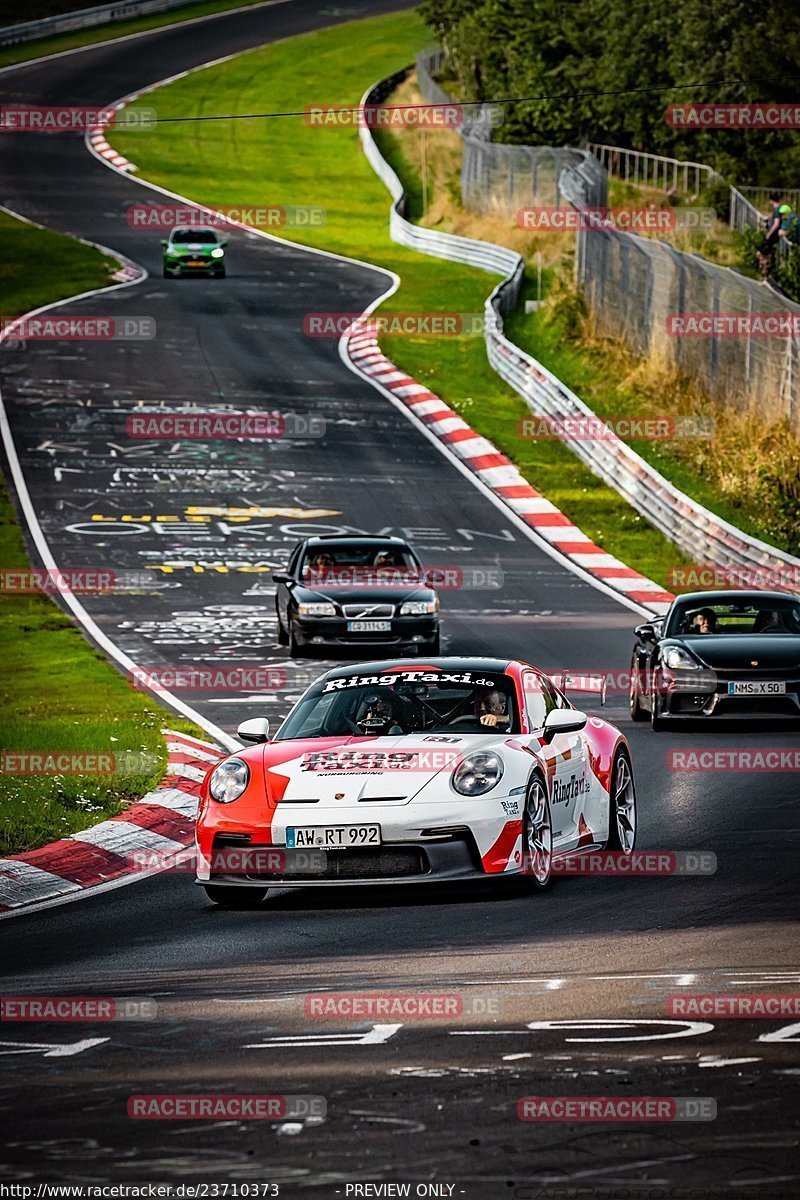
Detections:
[0, 0, 278, 70]
[111, 9, 683, 585]
[1, 208, 203, 854]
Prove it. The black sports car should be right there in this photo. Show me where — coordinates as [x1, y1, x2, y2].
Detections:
[629, 590, 800, 728]
[273, 535, 440, 657]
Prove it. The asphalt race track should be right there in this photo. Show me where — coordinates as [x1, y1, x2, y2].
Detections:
[1, 2, 799, 1193]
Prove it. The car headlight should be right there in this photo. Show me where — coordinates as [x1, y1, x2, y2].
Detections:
[452, 751, 504, 796]
[663, 646, 701, 670]
[209, 758, 250, 803]
[297, 601, 336, 617]
[400, 598, 438, 615]
[210, 248, 225, 258]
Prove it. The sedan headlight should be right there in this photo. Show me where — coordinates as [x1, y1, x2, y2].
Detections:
[209, 758, 250, 803]
[210, 248, 225, 258]
[297, 601, 336, 617]
[452, 751, 504, 796]
[400, 598, 439, 615]
[663, 646, 701, 670]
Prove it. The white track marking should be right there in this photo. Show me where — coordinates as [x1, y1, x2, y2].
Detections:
[0, 860, 80, 906]
[71, 821, 185, 855]
[245, 1024, 402, 1048]
[0, 1037, 109, 1056]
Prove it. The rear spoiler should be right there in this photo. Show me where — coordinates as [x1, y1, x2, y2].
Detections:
[549, 671, 608, 706]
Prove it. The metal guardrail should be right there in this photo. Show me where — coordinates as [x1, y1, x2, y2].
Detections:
[0, 0, 203, 47]
[739, 186, 800, 211]
[586, 142, 719, 199]
[361, 70, 800, 586]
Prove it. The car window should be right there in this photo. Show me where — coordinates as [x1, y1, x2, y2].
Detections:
[667, 598, 800, 636]
[300, 542, 419, 585]
[287, 544, 303, 576]
[171, 228, 218, 244]
[276, 670, 521, 739]
[523, 671, 558, 728]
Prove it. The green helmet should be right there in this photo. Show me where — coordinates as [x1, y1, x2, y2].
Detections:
[778, 204, 792, 213]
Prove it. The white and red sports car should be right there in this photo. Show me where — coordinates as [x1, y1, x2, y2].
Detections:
[196, 658, 637, 906]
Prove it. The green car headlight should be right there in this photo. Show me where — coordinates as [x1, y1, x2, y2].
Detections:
[210, 248, 225, 259]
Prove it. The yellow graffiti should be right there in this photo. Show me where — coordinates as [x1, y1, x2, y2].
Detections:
[185, 506, 341, 519]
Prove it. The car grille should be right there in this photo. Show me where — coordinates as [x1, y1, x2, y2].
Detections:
[214, 845, 427, 881]
[342, 603, 395, 619]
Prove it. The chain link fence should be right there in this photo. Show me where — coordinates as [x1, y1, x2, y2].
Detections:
[416, 47, 799, 430]
[417, 49, 607, 213]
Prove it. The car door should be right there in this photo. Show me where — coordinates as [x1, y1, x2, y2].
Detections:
[275, 542, 303, 629]
[523, 671, 588, 849]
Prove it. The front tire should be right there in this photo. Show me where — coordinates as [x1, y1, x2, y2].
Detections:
[203, 885, 267, 908]
[629, 658, 647, 721]
[606, 748, 636, 852]
[522, 774, 553, 890]
[288, 618, 305, 658]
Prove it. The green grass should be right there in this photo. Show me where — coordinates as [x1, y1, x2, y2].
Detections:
[0, 209, 116, 316]
[0, 209, 203, 854]
[0, 0, 279, 70]
[112, 9, 682, 586]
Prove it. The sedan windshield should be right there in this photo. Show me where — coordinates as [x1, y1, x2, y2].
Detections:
[300, 542, 419, 587]
[276, 670, 520, 739]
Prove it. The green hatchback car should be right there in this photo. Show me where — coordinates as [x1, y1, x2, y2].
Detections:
[161, 227, 227, 278]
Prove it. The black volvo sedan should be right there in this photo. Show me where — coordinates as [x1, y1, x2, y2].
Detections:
[629, 590, 800, 728]
[273, 535, 440, 657]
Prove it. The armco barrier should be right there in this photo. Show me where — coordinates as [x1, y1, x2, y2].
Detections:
[358, 69, 800, 592]
[0, 0, 205, 47]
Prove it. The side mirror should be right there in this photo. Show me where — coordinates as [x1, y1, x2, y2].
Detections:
[237, 717, 270, 744]
[160, 239, 167, 248]
[542, 708, 587, 743]
[272, 571, 291, 583]
[635, 622, 659, 644]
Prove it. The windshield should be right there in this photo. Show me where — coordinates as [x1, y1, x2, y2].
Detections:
[667, 597, 800, 637]
[276, 669, 520, 739]
[171, 228, 218, 244]
[300, 542, 419, 587]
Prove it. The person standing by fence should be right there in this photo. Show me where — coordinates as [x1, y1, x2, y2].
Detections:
[758, 192, 784, 282]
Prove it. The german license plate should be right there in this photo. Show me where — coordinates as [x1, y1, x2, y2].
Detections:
[728, 680, 786, 695]
[286, 825, 381, 848]
[347, 620, 391, 632]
